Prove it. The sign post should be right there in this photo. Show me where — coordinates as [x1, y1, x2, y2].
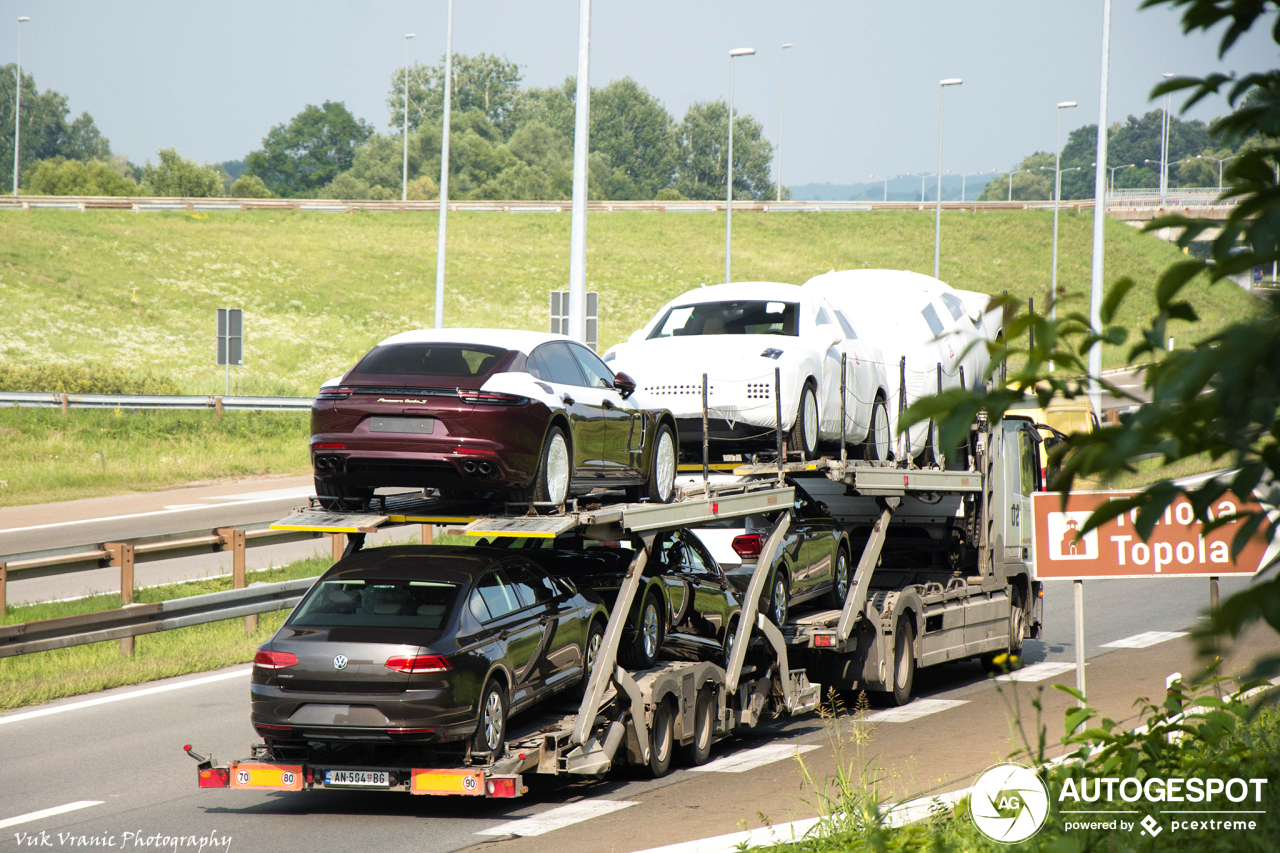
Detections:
[216, 308, 244, 395]
[1032, 489, 1273, 712]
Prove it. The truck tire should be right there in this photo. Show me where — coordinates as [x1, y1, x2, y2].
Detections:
[473, 678, 508, 761]
[647, 698, 675, 777]
[619, 590, 664, 670]
[1009, 586, 1026, 656]
[678, 689, 715, 767]
[888, 615, 915, 707]
[785, 382, 819, 461]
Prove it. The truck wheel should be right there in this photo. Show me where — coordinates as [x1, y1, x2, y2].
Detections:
[473, 678, 508, 761]
[888, 615, 915, 707]
[619, 590, 664, 670]
[863, 398, 891, 462]
[825, 549, 851, 608]
[785, 382, 819, 461]
[1009, 586, 1026, 656]
[531, 427, 571, 505]
[678, 689, 715, 767]
[647, 699, 675, 777]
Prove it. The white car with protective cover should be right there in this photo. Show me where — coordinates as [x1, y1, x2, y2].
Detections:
[603, 282, 893, 461]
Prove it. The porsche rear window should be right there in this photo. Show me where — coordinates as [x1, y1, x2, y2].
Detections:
[288, 579, 459, 630]
[648, 301, 798, 339]
[352, 344, 507, 378]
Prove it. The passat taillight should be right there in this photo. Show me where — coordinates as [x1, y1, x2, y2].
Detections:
[457, 390, 527, 406]
[198, 768, 230, 788]
[253, 649, 299, 670]
[316, 387, 354, 401]
[385, 654, 453, 673]
[731, 533, 764, 559]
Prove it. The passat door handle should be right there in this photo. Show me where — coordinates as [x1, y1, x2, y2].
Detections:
[602, 399, 615, 410]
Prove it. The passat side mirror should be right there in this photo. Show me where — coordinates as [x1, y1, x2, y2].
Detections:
[613, 371, 637, 399]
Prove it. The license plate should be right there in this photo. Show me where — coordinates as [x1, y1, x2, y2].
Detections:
[325, 770, 391, 788]
[369, 416, 435, 435]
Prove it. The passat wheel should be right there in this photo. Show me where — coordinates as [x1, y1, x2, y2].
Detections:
[646, 424, 677, 503]
[619, 590, 664, 670]
[768, 574, 789, 627]
[825, 549, 851, 608]
[863, 397, 891, 462]
[532, 426, 571, 505]
[785, 382, 819, 461]
[473, 678, 508, 760]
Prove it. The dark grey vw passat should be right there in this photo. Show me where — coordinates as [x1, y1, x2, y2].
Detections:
[251, 545, 608, 762]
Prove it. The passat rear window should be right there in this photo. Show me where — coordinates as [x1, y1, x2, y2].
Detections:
[352, 344, 507, 378]
[288, 579, 458, 630]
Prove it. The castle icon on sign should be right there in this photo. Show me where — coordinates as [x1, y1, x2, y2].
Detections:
[1046, 512, 1097, 561]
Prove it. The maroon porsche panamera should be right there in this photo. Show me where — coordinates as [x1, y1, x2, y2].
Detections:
[311, 329, 679, 508]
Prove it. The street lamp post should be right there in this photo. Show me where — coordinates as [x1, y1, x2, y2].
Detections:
[776, 43, 792, 203]
[566, 0, 592, 341]
[1159, 72, 1173, 201]
[960, 170, 988, 203]
[433, 1, 454, 328]
[725, 47, 755, 284]
[13, 16, 29, 197]
[1197, 154, 1240, 191]
[402, 33, 416, 202]
[934, 78, 962, 279]
[1005, 168, 1032, 201]
[1048, 99, 1077, 327]
[918, 172, 936, 203]
[1105, 162, 1135, 193]
[869, 174, 896, 203]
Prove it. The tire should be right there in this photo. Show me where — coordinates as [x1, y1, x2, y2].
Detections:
[645, 424, 678, 503]
[575, 619, 606, 700]
[619, 590, 664, 670]
[785, 382, 819, 461]
[825, 548, 851, 609]
[647, 699, 675, 778]
[531, 426, 571, 505]
[862, 397, 891, 462]
[678, 689, 715, 767]
[722, 616, 740, 669]
[314, 478, 373, 511]
[1008, 586, 1026, 657]
[767, 573, 789, 627]
[921, 420, 944, 468]
[887, 615, 915, 707]
[473, 678, 508, 761]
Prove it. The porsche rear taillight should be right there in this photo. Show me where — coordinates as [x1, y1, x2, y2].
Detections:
[317, 387, 354, 400]
[385, 654, 453, 673]
[457, 390, 527, 405]
[731, 533, 764, 559]
[253, 649, 298, 670]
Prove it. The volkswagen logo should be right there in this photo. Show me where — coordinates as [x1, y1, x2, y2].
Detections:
[333, 654, 349, 670]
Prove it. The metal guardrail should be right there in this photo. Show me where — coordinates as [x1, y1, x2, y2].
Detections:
[0, 391, 312, 412]
[0, 576, 316, 658]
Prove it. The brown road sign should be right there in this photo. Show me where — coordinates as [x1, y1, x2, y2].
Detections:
[1032, 490, 1275, 580]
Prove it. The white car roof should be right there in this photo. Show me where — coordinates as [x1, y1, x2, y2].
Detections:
[662, 282, 801, 305]
[375, 328, 572, 354]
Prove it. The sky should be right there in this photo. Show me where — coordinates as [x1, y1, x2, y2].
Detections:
[3, 1, 1274, 186]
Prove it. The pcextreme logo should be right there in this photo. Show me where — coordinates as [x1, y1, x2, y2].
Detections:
[971, 763, 1051, 843]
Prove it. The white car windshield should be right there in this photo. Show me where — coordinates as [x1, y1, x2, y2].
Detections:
[647, 300, 799, 339]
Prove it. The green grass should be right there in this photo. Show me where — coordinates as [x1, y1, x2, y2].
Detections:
[0, 209, 1257, 396]
[0, 407, 309, 506]
[0, 530, 472, 711]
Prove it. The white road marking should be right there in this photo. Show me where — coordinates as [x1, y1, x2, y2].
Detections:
[864, 698, 968, 722]
[995, 661, 1078, 683]
[688, 742, 819, 773]
[475, 800, 638, 837]
[201, 486, 314, 502]
[0, 668, 251, 726]
[1101, 631, 1188, 649]
[0, 493, 305, 535]
[0, 801, 104, 830]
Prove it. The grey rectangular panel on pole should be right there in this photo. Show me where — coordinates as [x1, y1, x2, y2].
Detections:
[1087, 0, 1112, 416]
[551, 290, 597, 350]
[434, 0, 454, 330]
[566, 0, 591, 343]
[216, 308, 243, 367]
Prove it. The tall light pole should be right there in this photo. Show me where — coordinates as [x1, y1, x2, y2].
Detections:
[1105, 162, 1134, 192]
[1044, 102, 1075, 322]
[1197, 153, 1239, 191]
[433, 3, 453, 329]
[1005, 167, 1032, 201]
[776, 43, 792, 203]
[725, 47, 755, 284]
[960, 170, 988, 202]
[566, 0, 592, 340]
[934, 78, 962, 279]
[1087, 0, 1114, 424]
[1159, 72, 1173, 202]
[918, 172, 936, 202]
[13, 16, 29, 196]
[870, 173, 906, 203]
[401, 33, 416, 202]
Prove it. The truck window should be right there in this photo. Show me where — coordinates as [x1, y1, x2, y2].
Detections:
[1020, 430, 1038, 494]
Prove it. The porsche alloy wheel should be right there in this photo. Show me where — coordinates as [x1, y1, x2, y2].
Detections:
[647, 425, 677, 503]
[533, 427, 571, 505]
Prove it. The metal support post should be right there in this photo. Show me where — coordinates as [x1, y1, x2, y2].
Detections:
[0, 561, 6, 615]
[1073, 579, 1086, 709]
[702, 373, 710, 488]
[774, 367, 784, 480]
[421, 524, 434, 545]
[1210, 575, 1221, 696]
[218, 527, 254, 635]
[836, 497, 898, 641]
[839, 354, 848, 465]
[107, 542, 136, 656]
[214, 396, 223, 420]
[330, 533, 345, 563]
[726, 513, 792, 695]
[897, 357, 908, 465]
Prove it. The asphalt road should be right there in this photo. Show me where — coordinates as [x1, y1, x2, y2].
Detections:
[1, 570, 1266, 853]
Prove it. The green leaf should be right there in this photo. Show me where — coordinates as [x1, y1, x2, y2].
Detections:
[1099, 277, 1135, 325]
[1155, 260, 1206, 309]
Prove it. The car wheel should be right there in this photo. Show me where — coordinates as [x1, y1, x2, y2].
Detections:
[575, 618, 606, 700]
[887, 615, 915, 707]
[863, 398, 891, 462]
[314, 478, 373, 511]
[767, 573, 789, 627]
[531, 426, 571, 505]
[785, 382, 819, 461]
[619, 590, 664, 670]
[826, 548, 851, 609]
[646, 698, 675, 778]
[922, 420, 944, 468]
[473, 678, 508, 760]
[678, 688, 715, 767]
[645, 424, 678, 504]
[722, 616, 739, 669]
